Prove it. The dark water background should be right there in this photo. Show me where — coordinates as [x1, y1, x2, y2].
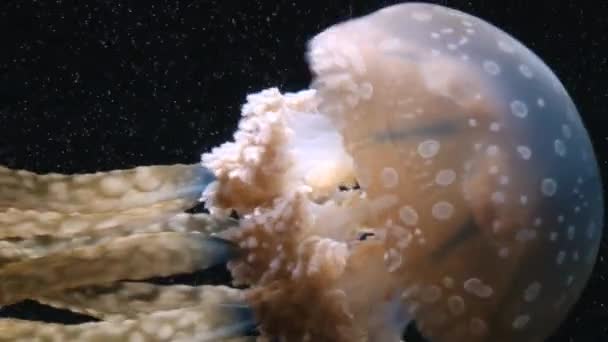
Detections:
[0, 0, 606, 340]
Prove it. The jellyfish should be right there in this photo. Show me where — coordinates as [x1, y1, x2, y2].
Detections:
[0, 3, 603, 342]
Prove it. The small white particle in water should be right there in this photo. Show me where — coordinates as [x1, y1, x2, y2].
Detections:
[443, 277, 454, 288]
[499, 175, 510, 185]
[468, 118, 478, 127]
[418, 140, 441, 158]
[489, 122, 501, 132]
[517, 145, 532, 160]
[519, 64, 534, 78]
[399, 205, 419, 226]
[380, 167, 399, 188]
[524, 282, 542, 302]
[512, 315, 530, 330]
[441, 27, 454, 34]
[510, 100, 528, 118]
[431, 32, 440, 39]
[534, 217, 543, 226]
[541, 178, 557, 197]
[435, 169, 456, 186]
[432, 201, 454, 220]
[483, 60, 501, 75]
[520, 195, 528, 205]
[554, 139, 567, 156]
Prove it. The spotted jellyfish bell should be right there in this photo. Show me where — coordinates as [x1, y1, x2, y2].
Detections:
[307, 2, 603, 342]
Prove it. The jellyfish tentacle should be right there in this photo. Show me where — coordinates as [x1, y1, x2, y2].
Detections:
[0, 233, 237, 306]
[0, 301, 256, 341]
[0, 199, 188, 240]
[37, 284, 243, 321]
[0, 164, 213, 213]
[0, 212, 238, 265]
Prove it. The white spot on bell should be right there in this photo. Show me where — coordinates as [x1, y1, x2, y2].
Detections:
[524, 282, 542, 302]
[399, 206, 419, 226]
[512, 314, 531, 330]
[541, 178, 557, 197]
[432, 201, 454, 220]
[483, 60, 501, 75]
[464, 278, 494, 298]
[517, 145, 532, 160]
[418, 139, 441, 158]
[554, 139, 567, 157]
[412, 11, 433, 22]
[510, 100, 529, 118]
[435, 169, 456, 186]
[380, 167, 399, 189]
[519, 64, 534, 78]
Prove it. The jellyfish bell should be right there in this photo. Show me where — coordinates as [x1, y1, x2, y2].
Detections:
[204, 3, 603, 342]
[0, 3, 602, 342]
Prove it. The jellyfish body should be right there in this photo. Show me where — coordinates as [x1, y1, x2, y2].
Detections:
[205, 3, 603, 342]
[308, 3, 604, 341]
[0, 3, 602, 342]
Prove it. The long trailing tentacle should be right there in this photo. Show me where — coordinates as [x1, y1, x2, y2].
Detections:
[0, 164, 213, 213]
[0, 213, 237, 265]
[0, 161, 253, 340]
[0, 233, 237, 306]
[0, 199, 187, 240]
[37, 284, 243, 321]
[0, 300, 256, 342]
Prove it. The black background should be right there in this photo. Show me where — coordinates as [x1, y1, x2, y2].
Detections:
[0, 0, 606, 341]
